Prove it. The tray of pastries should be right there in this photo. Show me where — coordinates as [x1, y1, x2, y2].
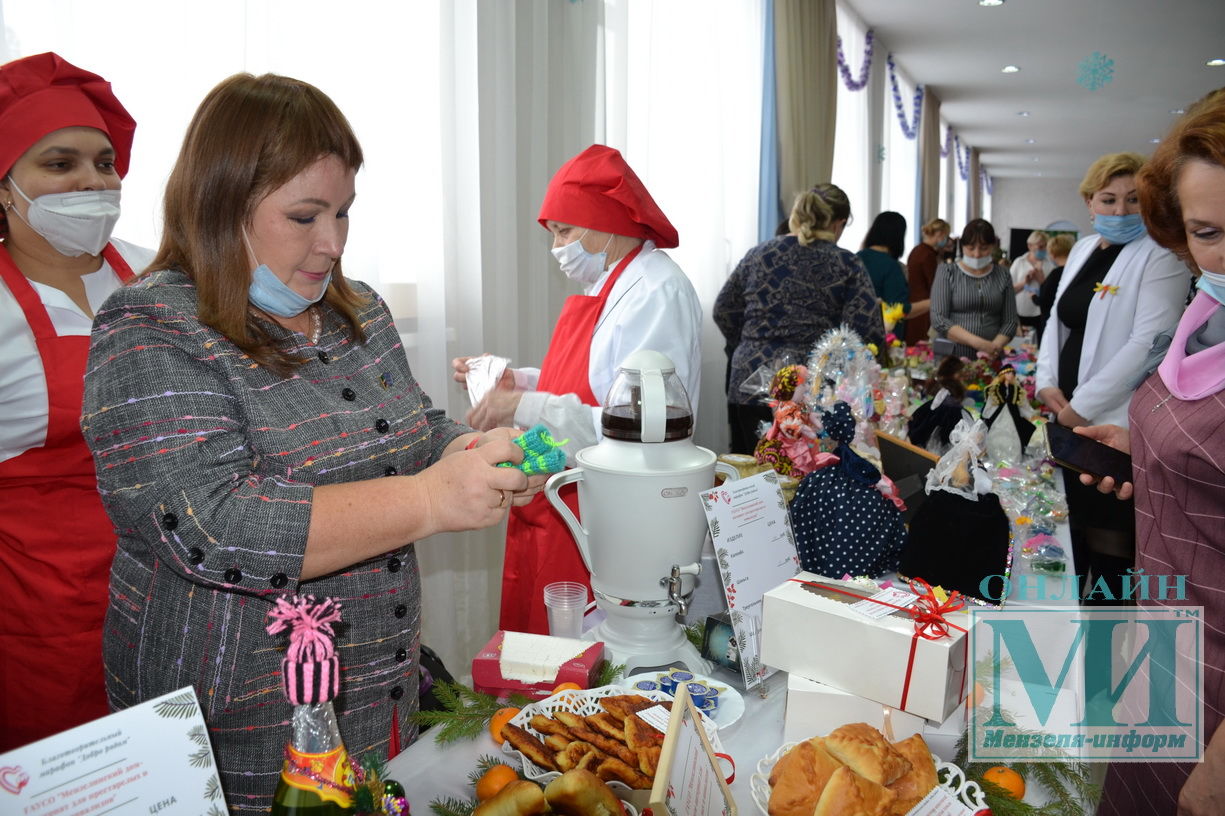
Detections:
[750, 723, 988, 816]
[497, 685, 721, 793]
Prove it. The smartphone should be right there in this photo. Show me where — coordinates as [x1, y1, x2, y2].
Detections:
[1044, 422, 1132, 486]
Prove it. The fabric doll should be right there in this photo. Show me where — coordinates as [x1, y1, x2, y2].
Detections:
[981, 365, 1036, 464]
[789, 401, 907, 578]
[908, 356, 973, 456]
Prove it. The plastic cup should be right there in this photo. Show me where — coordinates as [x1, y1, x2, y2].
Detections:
[543, 581, 586, 639]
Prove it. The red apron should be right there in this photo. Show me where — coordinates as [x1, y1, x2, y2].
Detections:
[0, 245, 134, 750]
[499, 246, 643, 634]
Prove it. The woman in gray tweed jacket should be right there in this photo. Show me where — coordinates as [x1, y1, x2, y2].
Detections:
[80, 73, 533, 812]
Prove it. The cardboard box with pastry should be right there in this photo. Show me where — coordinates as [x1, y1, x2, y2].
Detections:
[766, 723, 940, 816]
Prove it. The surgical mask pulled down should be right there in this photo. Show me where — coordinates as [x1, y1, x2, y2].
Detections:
[1197, 267, 1225, 306]
[6, 176, 121, 257]
[243, 229, 331, 318]
[552, 230, 612, 284]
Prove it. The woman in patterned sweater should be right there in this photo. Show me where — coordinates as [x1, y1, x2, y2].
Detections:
[81, 74, 535, 811]
[714, 184, 883, 454]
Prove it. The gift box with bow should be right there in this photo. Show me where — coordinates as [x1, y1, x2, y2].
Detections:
[761, 572, 970, 722]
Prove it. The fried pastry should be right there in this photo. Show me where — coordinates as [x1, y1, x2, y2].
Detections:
[886, 735, 939, 815]
[530, 714, 576, 741]
[824, 723, 912, 785]
[554, 711, 639, 766]
[813, 765, 897, 816]
[544, 768, 626, 816]
[594, 756, 654, 790]
[585, 712, 625, 741]
[501, 723, 557, 771]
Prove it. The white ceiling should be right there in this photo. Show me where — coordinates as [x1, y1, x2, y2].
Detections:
[842, 0, 1225, 179]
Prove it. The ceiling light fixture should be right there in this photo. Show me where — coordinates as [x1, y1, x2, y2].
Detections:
[1207, 58, 1225, 67]
[1032, 157, 1040, 162]
[1149, 138, 1161, 144]
[1170, 108, 1186, 115]
[1002, 65, 1021, 73]
[978, 0, 1004, 5]
[1017, 111, 1031, 117]
[1024, 138, 1036, 144]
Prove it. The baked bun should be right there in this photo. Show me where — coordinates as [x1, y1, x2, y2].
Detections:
[767, 738, 842, 816]
[544, 768, 626, 816]
[886, 735, 939, 815]
[824, 723, 912, 785]
[473, 779, 550, 816]
[813, 765, 896, 816]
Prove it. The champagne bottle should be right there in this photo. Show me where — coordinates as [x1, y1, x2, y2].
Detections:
[267, 596, 356, 815]
[272, 701, 357, 815]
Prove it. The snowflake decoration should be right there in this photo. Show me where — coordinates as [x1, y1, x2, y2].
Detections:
[876, 144, 886, 163]
[1077, 51, 1114, 91]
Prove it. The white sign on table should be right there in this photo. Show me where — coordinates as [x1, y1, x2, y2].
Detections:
[700, 469, 801, 690]
[0, 686, 224, 815]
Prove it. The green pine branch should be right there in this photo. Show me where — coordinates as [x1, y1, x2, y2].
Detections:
[596, 660, 626, 687]
[685, 621, 705, 650]
[409, 680, 530, 745]
[430, 796, 477, 816]
[466, 755, 518, 787]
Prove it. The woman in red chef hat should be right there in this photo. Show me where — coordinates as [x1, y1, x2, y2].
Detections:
[0, 53, 155, 749]
[454, 144, 703, 634]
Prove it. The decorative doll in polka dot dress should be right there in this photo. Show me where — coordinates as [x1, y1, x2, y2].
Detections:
[789, 402, 907, 577]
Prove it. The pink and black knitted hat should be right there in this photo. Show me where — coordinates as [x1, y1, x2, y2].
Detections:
[265, 595, 342, 705]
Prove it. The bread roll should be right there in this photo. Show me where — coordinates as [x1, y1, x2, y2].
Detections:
[886, 735, 939, 816]
[767, 738, 842, 816]
[824, 723, 911, 785]
[813, 765, 896, 816]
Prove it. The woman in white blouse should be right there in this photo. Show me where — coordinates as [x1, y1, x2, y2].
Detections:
[1034, 151, 1190, 603]
[0, 53, 154, 749]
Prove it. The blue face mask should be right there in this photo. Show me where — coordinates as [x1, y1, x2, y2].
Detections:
[1197, 269, 1225, 306]
[1094, 213, 1146, 245]
[248, 263, 330, 317]
[1033, 249, 1047, 260]
[936, 237, 948, 249]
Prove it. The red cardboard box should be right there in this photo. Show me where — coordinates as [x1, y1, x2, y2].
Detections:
[471, 630, 605, 700]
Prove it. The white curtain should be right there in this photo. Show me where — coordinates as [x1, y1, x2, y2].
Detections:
[1, 0, 765, 681]
[832, 1, 871, 251]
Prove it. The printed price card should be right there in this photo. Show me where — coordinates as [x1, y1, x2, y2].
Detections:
[700, 469, 801, 689]
[0, 687, 223, 815]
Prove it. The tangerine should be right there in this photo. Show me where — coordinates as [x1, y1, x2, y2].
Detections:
[489, 706, 521, 745]
[982, 765, 1025, 799]
[475, 764, 519, 801]
[552, 682, 583, 694]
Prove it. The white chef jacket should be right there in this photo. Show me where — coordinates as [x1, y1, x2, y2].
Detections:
[0, 238, 155, 463]
[512, 241, 703, 463]
[1010, 254, 1055, 318]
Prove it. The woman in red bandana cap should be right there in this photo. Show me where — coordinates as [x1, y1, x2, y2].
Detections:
[0, 53, 155, 750]
[454, 144, 702, 634]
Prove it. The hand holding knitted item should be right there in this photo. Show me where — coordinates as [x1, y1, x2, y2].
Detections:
[497, 424, 568, 476]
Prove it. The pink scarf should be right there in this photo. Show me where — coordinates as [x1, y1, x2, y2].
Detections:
[1158, 290, 1225, 400]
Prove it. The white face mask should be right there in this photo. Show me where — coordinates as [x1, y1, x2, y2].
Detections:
[6, 176, 121, 257]
[551, 230, 613, 284]
[961, 254, 992, 271]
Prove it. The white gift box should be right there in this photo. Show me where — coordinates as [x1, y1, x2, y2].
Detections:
[762, 572, 970, 722]
[784, 673, 926, 744]
[922, 703, 969, 762]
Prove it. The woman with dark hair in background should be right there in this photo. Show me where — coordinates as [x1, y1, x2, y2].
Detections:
[905, 217, 951, 344]
[716, 184, 883, 454]
[857, 211, 911, 319]
[929, 218, 1017, 359]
